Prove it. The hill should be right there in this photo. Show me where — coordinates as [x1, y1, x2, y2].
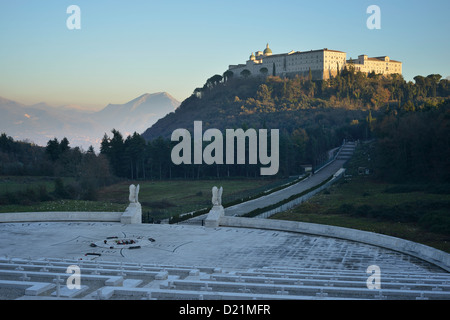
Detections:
[142, 73, 449, 141]
[141, 76, 369, 152]
[139, 71, 449, 180]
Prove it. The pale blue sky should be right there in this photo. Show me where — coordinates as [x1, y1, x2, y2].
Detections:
[0, 0, 449, 109]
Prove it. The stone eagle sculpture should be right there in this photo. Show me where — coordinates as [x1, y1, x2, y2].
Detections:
[129, 184, 140, 203]
[211, 186, 223, 207]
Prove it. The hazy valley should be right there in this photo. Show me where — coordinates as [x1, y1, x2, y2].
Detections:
[0, 92, 180, 151]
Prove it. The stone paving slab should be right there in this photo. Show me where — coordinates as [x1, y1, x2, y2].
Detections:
[0, 222, 443, 274]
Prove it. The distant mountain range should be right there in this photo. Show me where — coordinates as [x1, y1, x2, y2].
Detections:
[0, 92, 180, 151]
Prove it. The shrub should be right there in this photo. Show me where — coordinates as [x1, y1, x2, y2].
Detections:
[23, 187, 39, 203]
[38, 185, 52, 202]
[81, 184, 98, 201]
[53, 178, 70, 199]
[4, 191, 19, 205]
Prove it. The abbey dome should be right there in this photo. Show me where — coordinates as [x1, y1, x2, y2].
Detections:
[263, 43, 272, 56]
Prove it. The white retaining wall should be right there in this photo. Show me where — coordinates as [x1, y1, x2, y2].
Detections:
[120, 203, 142, 224]
[254, 168, 346, 219]
[0, 211, 122, 223]
[220, 216, 450, 272]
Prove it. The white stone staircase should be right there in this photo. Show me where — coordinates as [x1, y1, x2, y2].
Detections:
[1, 256, 449, 300]
[336, 141, 357, 161]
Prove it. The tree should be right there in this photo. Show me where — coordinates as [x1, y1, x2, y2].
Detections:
[46, 138, 61, 161]
[54, 146, 82, 177]
[373, 99, 450, 182]
[100, 133, 110, 155]
[413, 75, 426, 98]
[401, 100, 415, 113]
[151, 137, 170, 179]
[60, 137, 70, 153]
[256, 84, 272, 102]
[223, 70, 234, 82]
[291, 128, 309, 160]
[370, 86, 390, 110]
[0, 133, 14, 152]
[100, 129, 126, 177]
[260, 67, 269, 77]
[438, 78, 450, 97]
[124, 132, 147, 179]
[193, 87, 203, 98]
[206, 74, 223, 88]
[240, 69, 251, 78]
[427, 74, 442, 97]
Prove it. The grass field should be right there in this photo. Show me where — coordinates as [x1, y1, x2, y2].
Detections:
[97, 178, 290, 220]
[0, 176, 290, 221]
[0, 199, 127, 213]
[0, 176, 73, 194]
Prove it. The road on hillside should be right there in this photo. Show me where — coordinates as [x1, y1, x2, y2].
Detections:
[177, 142, 356, 222]
[224, 159, 348, 216]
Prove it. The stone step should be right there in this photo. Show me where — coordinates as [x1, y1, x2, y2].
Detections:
[206, 273, 450, 291]
[0, 261, 200, 279]
[51, 285, 89, 298]
[94, 286, 363, 300]
[240, 270, 450, 284]
[164, 279, 450, 300]
[0, 269, 123, 286]
[1, 256, 449, 300]
[0, 280, 55, 296]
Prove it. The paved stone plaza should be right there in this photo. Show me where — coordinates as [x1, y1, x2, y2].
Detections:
[0, 222, 442, 272]
[1, 221, 449, 300]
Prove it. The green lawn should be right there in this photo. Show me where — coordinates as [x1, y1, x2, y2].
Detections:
[97, 178, 288, 220]
[0, 176, 288, 221]
[0, 176, 73, 194]
[0, 199, 126, 213]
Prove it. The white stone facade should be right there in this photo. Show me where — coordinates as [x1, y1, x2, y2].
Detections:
[347, 55, 402, 76]
[227, 44, 402, 80]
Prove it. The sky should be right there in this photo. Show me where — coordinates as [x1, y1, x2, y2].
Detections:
[0, 0, 449, 110]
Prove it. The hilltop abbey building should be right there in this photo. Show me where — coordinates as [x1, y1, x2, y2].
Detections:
[227, 44, 402, 80]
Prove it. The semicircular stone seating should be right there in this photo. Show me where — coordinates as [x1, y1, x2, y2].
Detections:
[0, 256, 449, 300]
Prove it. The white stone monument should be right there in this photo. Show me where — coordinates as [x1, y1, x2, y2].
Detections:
[211, 186, 223, 206]
[121, 184, 142, 224]
[205, 186, 225, 228]
[129, 184, 136, 203]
